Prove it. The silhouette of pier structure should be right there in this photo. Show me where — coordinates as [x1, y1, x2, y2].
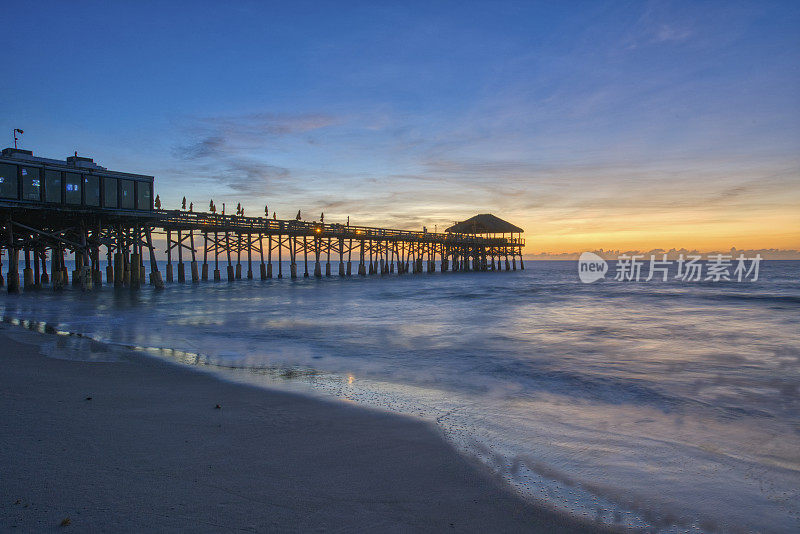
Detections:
[0, 148, 524, 293]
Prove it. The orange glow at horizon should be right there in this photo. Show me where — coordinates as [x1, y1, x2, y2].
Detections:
[516, 209, 800, 254]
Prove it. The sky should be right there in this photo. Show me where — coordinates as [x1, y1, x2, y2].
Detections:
[2, 0, 799, 254]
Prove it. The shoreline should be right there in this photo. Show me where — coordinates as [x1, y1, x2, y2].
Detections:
[0, 324, 604, 532]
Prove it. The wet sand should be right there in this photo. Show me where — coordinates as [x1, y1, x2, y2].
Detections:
[0, 325, 602, 532]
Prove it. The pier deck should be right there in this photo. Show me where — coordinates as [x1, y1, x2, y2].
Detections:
[0, 204, 524, 293]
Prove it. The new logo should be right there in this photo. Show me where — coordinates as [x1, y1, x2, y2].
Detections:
[578, 252, 607, 283]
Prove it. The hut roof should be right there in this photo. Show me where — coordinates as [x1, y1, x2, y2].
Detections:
[445, 214, 523, 234]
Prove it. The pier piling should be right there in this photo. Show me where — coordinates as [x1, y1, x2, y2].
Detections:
[1, 187, 523, 295]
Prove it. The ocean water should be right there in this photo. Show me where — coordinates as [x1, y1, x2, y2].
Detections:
[1, 260, 798, 532]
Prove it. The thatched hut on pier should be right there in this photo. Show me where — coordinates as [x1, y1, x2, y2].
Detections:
[446, 214, 524, 271]
[445, 214, 523, 237]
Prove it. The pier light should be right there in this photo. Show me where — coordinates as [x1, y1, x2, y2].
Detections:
[315, 227, 321, 234]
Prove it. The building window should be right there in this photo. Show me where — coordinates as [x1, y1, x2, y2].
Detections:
[21, 166, 42, 201]
[104, 177, 118, 208]
[0, 163, 19, 199]
[120, 179, 134, 209]
[84, 175, 100, 206]
[45, 170, 62, 203]
[65, 173, 81, 204]
[136, 181, 151, 210]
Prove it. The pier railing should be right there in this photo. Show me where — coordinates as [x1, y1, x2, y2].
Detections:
[154, 210, 525, 246]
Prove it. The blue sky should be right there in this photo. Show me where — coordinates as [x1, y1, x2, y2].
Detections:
[3, 1, 799, 251]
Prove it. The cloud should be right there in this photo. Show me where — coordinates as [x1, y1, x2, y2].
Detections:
[221, 160, 291, 195]
[172, 111, 338, 162]
[201, 112, 337, 137]
[174, 111, 337, 157]
[168, 111, 341, 199]
[172, 136, 225, 160]
[653, 24, 691, 44]
[166, 158, 294, 197]
[616, 3, 696, 51]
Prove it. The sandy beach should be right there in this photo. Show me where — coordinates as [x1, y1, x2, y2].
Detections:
[0, 325, 600, 533]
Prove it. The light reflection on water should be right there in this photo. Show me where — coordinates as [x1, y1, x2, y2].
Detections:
[2, 260, 799, 532]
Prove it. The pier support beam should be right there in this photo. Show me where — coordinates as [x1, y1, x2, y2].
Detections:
[266, 234, 273, 279]
[177, 229, 185, 283]
[72, 251, 82, 287]
[338, 238, 345, 276]
[145, 228, 164, 290]
[166, 230, 173, 283]
[277, 234, 283, 279]
[91, 230, 102, 287]
[122, 250, 131, 286]
[50, 248, 59, 287]
[106, 239, 114, 285]
[51, 246, 63, 290]
[258, 234, 266, 280]
[226, 232, 234, 282]
[235, 233, 242, 280]
[368, 242, 375, 275]
[23, 247, 34, 290]
[129, 228, 140, 290]
[202, 232, 209, 281]
[130, 253, 140, 290]
[303, 236, 309, 278]
[246, 234, 253, 279]
[290, 236, 297, 279]
[79, 228, 92, 291]
[347, 238, 352, 276]
[358, 240, 366, 276]
[189, 230, 199, 283]
[314, 236, 322, 278]
[6, 222, 19, 293]
[38, 248, 47, 287]
[325, 239, 331, 277]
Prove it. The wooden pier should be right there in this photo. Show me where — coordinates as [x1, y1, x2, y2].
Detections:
[0, 148, 524, 293]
